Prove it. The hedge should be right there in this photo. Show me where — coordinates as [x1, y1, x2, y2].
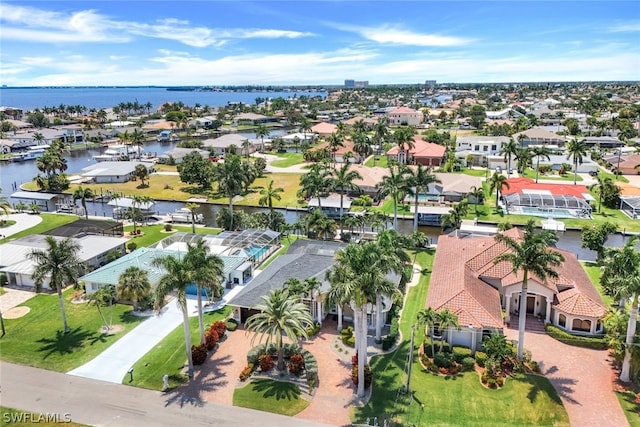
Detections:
[382, 317, 400, 350]
[545, 324, 607, 350]
[452, 346, 472, 363]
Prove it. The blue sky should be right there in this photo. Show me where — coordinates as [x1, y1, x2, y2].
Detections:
[1, 1, 638, 86]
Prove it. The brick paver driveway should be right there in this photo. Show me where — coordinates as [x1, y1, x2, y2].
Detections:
[505, 324, 628, 427]
[182, 321, 354, 426]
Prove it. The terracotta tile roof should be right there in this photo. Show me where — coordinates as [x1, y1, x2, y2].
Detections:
[386, 136, 446, 158]
[311, 122, 338, 135]
[427, 230, 606, 326]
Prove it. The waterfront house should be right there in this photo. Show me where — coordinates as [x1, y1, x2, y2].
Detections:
[455, 136, 509, 167]
[386, 136, 446, 166]
[202, 134, 258, 156]
[81, 161, 151, 184]
[426, 229, 607, 352]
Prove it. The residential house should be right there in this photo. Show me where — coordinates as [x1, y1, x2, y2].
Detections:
[386, 136, 446, 166]
[456, 136, 509, 167]
[81, 161, 152, 184]
[310, 122, 338, 137]
[512, 128, 566, 147]
[202, 134, 258, 156]
[158, 147, 210, 164]
[233, 113, 278, 126]
[426, 229, 606, 352]
[387, 106, 424, 126]
[602, 153, 640, 175]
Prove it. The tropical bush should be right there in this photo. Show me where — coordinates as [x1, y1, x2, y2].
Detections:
[382, 317, 400, 350]
[225, 318, 238, 331]
[452, 346, 472, 363]
[164, 224, 173, 231]
[545, 324, 607, 349]
[461, 357, 476, 372]
[351, 365, 373, 389]
[305, 321, 321, 337]
[475, 351, 487, 368]
[341, 326, 355, 347]
[239, 363, 254, 381]
[258, 354, 275, 372]
[210, 320, 227, 338]
[191, 344, 208, 365]
[204, 329, 219, 351]
[127, 242, 137, 252]
[433, 352, 454, 369]
[288, 353, 305, 376]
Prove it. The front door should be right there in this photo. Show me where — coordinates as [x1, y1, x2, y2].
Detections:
[526, 296, 536, 314]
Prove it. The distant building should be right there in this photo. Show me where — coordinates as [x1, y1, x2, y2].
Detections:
[424, 80, 436, 88]
[344, 80, 368, 88]
[387, 106, 424, 126]
[344, 79, 355, 88]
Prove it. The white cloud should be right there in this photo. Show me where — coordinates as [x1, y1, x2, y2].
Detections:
[330, 23, 472, 47]
[608, 21, 640, 33]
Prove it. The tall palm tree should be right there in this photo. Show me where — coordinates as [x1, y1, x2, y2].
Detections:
[27, 236, 84, 333]
[304, 277, 323, 322]
[241, 139, 252, 158]
[376, 162, 409, 230]
[153, 253, 196, 377]
[215, 155, 244, 230]
[601, 236, 640, 382]
[493, 221, 564, 359]
[185, 238, 225, 345]
[130, 129, 145, 158]
[417, 307, 438, 356]
[373, 117, 389, 153]
[468, 186, 484, 215]
[255, 124, 270, 152]
[393, 126, 416, 164]
[305, 208, 337, 240]
[441, 200, 469, 231]
[566, 138, 588, 185]
[0, 190, 11, 221]
[327, 133, 345, 163]
[117, 266, 151, 311]
[129, 195, 153, 234]
[89, 284, 117, 331]
[330, 163, 362, 234]
[185, 202, 200, 233]
[117, 130, 131, 158]
[436, 309, 460, 352]
[488, 172, 510, 212]
[406, 165, 440, 232]
[532, 146, 552, 183]
[326, 242, 398, 397]
[500, 138, 518, 177]
[298, 163, 331, 210]
[352, 132, 373, 164]
[258, 180, 284, 230]
[515, 147, 533, 174]
[245, 289, 313, 371]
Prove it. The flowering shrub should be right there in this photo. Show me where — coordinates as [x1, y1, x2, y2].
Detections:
[191, 344, 208, 365]
[258, 354, 275, 372]
[210, 320, 227, 337]
[288, 354, 305, 376]
[239, 363, 254, 381]
[204, 329, 219, 351]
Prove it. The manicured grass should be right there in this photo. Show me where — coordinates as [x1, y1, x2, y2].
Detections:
[0, 288, 144, 372]
[2, 213, 77, 241]
[269, 152, 305, 168]
[233, 379, 310, 416]
[616, 390, 640, 427]
[461, 168, 490, 177]
[0, 407, 88, 426]
[364, 155, 389, 168]
[127, 306, 231, 390]
[581, 261, 613, 307]
[352, 249, 569, 426]
[123, 224, 221, 248]
[522, 168, 583, 182]
[235, 172, 304, 208]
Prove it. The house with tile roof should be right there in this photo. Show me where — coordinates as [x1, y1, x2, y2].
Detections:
[387, 106, 424, 126]
[426, 229, 606, 352]
[386, 136, 446, 166]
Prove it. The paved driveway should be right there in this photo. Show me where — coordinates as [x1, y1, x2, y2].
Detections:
[504, 325, 628, 427]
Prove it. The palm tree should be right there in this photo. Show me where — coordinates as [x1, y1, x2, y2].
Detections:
[185, 202, 200, 233]
[27, 236, 84, 333]
[468, 186, 484, 215]
[493, 220, 565, 359]
[215, 155, 245, 230]
[0, 191, 11, 223]
[258, 180, 284, 230]
[129, 195, 153, 234]
[406, 165, 440, 232]
[436, 309, 460, 352]
[116, 266, 151, 311]
[305, 208, 337, 240]
[185, 238, 225, 345]
[373, 117, 389, 153]
[255, 124, 270, 152]
[88, 284, 117, 331]
[245, 289, 313, 371]
[488, 172, 509, 212]
[566, 138, 588, 185]
[601, 237, 640, 382]
[130, 129, 145, 158]
[326, 242, 398, 397]
[376, 162, 409, 230]
[330, 163, 362, 234]
[304, 277, 323, 322]
[532, 146, 552, 183]
[417, 307, 438, 356]
[515, 147, 533, 174]
[152, 253, 196, 377]
[298, 163, 331, 209]
[117, 130, 131, 158]
[327, 133, 345, 163]
[241, 139, 252, 158]
[500, 138, 518, 177]
[352, 132, 372, 163]
[393, 126, 416, 164]
[134, 164, 150, 187]
[441, 200, 468, 231]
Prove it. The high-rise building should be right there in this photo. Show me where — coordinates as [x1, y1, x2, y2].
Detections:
[344, 79, 355, 88]
[425, 80, 436, 88]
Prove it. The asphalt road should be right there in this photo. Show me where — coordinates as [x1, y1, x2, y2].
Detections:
[0, 362, 332, 427]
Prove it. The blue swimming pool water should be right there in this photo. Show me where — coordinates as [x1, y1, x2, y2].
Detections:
[520, 207, 574, 218]
[245, 245, 269, 259]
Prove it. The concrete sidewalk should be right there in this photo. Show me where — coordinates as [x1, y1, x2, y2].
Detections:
[0, 213, 43, 238]
[1, 362, 330, 427]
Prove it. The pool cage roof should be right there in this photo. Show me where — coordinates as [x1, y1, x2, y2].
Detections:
[212, 229, 281, 248]
[621, 197, 640, 215]
[504, 193, 592, 211]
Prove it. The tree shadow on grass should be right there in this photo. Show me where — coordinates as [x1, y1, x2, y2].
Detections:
[119, 311, 142, 324]
[36, 327, 96, 359]
[514, 374, 569, 406]
[250, 378, 301, 401]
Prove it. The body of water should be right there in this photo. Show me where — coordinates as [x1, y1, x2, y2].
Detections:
[0, 87, 327, 111]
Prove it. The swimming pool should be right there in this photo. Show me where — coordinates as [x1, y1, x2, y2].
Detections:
[517, 207, 576, 218]
[244, 245, 269, 259]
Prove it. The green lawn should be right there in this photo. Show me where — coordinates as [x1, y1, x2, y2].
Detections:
[461, 168, 490, 177]
[233, 379, 310, 416]
[616, 390, 640, 427]
[0, 288, 144, 372]
[123, 224, 221, 248]
[581, 261, 613, 307]
[269, 152, 305, 168]
[126, 306, 231, 390]
[1, 213, 77, 242]
[352, 249, 569, 426]
[522, 168, 583, 182]
[0, 407, 88, 426]
[364, 155, 389, 168]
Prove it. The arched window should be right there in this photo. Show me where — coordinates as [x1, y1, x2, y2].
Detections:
[558, 314, 566, 328]
[572, 318, 591, 332]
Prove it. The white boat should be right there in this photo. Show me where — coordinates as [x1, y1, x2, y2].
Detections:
[93, 144, 141, 162]
[168, 207, 204, 224]
[13, 145, 49, 162]
[541, 218, 566, 232]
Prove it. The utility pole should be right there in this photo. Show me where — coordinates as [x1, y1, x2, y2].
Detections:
[405, 324, 416, 393]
